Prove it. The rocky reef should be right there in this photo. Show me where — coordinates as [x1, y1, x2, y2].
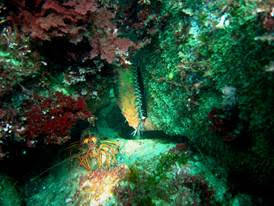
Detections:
[0, 0, 273, 205]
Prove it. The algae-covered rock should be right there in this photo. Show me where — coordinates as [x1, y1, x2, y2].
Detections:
[0, 0, 272, 205]
[230, 194, 253, 206]
[0, 27, 42, 98]
[24, 138, 175, 206]
[0, 174, 22, 206]
[133, 0, 274, 189]
[24, 136, 248, 205]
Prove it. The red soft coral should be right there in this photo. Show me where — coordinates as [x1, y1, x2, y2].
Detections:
[90, 8, 136, 63]
[25, 93, 92, 145]
[9, 0, 137, 64]
[11, 0, 136, 63]
[91, 35, 135, 64]
[10, 0, 97, 43]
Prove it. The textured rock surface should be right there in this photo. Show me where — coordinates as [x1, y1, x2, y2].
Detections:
[0, 174, 22, 206]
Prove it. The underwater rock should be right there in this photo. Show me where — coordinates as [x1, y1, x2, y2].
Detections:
[24, 138, 174, 206]
[230, 194, 253, 206]
[24, 137, 249, 205]
[95, 102, 133, 138]
[134, 0, 274, 193]
[0, 174, 22, 206]
[0, 27, 42, 98]
[78, 165, 129, 206]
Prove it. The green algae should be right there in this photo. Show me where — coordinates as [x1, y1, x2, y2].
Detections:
[0, 175, 22, 206]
